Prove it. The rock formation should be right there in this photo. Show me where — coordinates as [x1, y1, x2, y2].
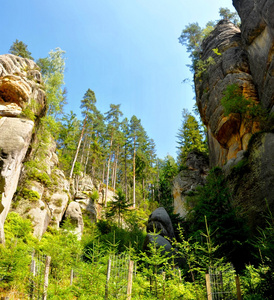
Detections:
[0, 55, 46, 242]
[195, 20, 260, 167]
[174, 0, 274, 230]
[192, 0, 274, 229]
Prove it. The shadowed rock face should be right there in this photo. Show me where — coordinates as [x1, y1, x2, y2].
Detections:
[233, 0, 274, 111]
[0, 55, 46, 243]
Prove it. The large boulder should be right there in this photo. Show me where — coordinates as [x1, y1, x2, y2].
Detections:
[147, 207, 175, 240]
[143, 207, 175, 259]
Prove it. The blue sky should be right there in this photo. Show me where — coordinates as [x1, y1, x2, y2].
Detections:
[1, 0, 236, 159]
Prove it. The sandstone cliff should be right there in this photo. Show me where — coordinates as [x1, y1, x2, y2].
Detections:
[0, 55, 46, 242]
[174, 0, 274, 228]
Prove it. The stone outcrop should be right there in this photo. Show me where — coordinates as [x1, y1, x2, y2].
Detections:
[0, 55, 46, 242]
[173, 151, 209, 218]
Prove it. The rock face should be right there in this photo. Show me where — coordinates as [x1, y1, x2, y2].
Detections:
[233, 0, 274, 111]
[0, 55, 46, 242]
[226, 133, 274, 231]
[173, 151, 209, 218]
[195, 20, 260, 167]
[0, 118, 34, 242]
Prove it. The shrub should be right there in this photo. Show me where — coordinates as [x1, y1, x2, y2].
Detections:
[21, 188, 40, 201]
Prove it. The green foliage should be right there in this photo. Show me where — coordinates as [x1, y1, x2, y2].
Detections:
[185, 167, 250, 271]
[0, 213, 36, 292]
[37, 48, 66, 138]
[27, 169, 52, 187]
[221, 84, 267, 123]
[9, 39, 33, 60]
[179, 21, 215, 71]
[21, 188, 40, 202]
[106, 189, 130, 226]
[89, 190, 99, 202]
[179, 7, 239, 71]
[156, 155, 178, 210]
[195, 55, 216, 79]
[177, 109, 208, 167]
[219, 7, 240, 26]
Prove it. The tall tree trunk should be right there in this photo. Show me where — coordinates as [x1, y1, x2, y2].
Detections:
[111, 153, 115, 187]
[80, 135, 87, 166]
[124, 146, 128, 201]
[142, 178, 145, 201]
[113, 147, 119, 192]
[84, 140, 91, 174]
[105, 136, 113, 207]
[102, 160, 105, 184]
[69, 116, 87, 179]
[133, 137, 136, 208]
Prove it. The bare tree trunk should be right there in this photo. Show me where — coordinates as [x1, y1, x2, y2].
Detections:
[42, 256, 51, 300]
[113, 147, 119, 192]
[111, 153, 115, 187]
[80, 135, 87, 166]
[102, 161, 105, 183]
[105, 137, 113, 207]
[142, 178, 145, 201]
[84, 140, 91, 174]
[69, 116, 87, 179]
[133, 137, 136, 208]
[124, 146, 128, 201]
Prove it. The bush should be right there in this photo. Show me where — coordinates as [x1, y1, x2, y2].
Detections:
[21, 188, 40, 202]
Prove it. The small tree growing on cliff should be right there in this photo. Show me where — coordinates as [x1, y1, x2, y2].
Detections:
[9, 39, 34, 60]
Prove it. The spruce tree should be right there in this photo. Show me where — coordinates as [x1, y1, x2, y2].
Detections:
[9, 39, 33, 60]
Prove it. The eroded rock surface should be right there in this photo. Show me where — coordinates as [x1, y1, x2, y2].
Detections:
[0, 118, 34, 242]
[233, 0, 274, 111]
[226, 132, 274, 231]
[195, 20, 260, 166]
[0, 54, 45, 118]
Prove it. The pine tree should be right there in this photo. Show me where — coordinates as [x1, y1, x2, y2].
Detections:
[104, 104, 123, 206]
[69, 89, 97, 179]
[176, 109, 207, 167]
[9, 39, 33, 60]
